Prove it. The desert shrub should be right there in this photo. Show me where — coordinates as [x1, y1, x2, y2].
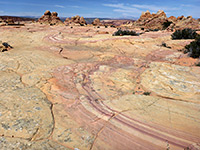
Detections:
[113, 29, 138, 36]
[148, 29, 159, 32]
[110, 25, 116, 28]
[162, 20, 172, 30]
[171, 28, 198, 39]
[143, 92, 151, 96]
[152, 29, 159, 32]
[161, 42, 171, 48]
[184, 35, 200, 58]
[196, 62, 200, 66]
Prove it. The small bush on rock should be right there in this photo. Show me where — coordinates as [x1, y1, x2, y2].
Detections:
[113, 29, 139, 36]
[171, 28, 198, 40]
[184, 35, 200, 58]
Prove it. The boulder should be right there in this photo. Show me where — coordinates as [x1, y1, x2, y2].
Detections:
[38, 10, 63, 25]
[92, 18, 101, 26]
[64, 15, 86, 26]
[44, 10, 51, 16]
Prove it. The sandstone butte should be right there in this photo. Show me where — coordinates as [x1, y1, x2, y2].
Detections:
[0, 10, 200, 150]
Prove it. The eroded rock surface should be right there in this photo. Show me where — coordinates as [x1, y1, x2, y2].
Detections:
[38, 10, 64, 25]
[132, 10, 200, 31]
[0, 23, 200, 150]
[65, 15, 87, 26]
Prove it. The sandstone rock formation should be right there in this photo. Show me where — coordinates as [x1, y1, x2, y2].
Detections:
[92, 18, 101, 26]
[64, 15, 87, 26]
[168, 16, 177, 22]
[134, 10, 168, 30]
[38, 10, 63, 25]
[168, 15, 200, 30]
[0, 20, 200, 150]
[133, 10, 200, 31]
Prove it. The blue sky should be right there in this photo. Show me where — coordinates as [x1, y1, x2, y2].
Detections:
[0, 0, 199, 18]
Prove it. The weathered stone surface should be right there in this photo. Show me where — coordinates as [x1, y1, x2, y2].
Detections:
[133, 10, 200, 30]
[0, 22, 200, 150]
[0, 137, 70, 150]
[92, 18, 101, 26]
[134, 10, 168, 30]
[141, 62, 200, 103]
[38, 10, 63, 25]
[64, 15, 87, 26]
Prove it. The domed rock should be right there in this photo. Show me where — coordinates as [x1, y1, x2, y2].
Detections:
[80, 17, 86, 24]
[177, 15, 184, 20]
[92, 18, 101, 26]
[38, 10, 63, 25]
[140, 10, 152, 20]
[64, 15, 87, 26]
[51, 12, 58, 17]
[44, 10, 51, 16]
[156, 10, 166, 17]
[168, 16, 177, 22]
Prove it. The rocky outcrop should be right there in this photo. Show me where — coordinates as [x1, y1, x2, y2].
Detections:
[38, 10, 63, 25]
[64, 15, 87, 26]
[134, 10, 168, 30]
[168, 15, 200, 30]
[92, 18, 101, 26]
[134, 10, 200, 31]
[168, 16, 177, 22]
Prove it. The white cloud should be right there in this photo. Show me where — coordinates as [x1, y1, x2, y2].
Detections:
[55, 5, 65, 8]
[103, 3, 198, 17]
[132, 4, 178, 11]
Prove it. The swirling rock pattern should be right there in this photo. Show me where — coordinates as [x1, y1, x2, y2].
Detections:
[0, 24, 200, 150]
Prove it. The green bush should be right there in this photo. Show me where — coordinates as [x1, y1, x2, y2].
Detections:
[184, 35, 200, 58]
[143, 92, 151, 96]
[171, 28, 198, 40]
[113, 29, 139, 36]
[196, 62, 200, 66]
[110, 25, 116, 28]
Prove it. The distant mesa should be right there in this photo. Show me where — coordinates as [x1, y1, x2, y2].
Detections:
[64, 15, 87, 26]
[38, 10, 64, 25]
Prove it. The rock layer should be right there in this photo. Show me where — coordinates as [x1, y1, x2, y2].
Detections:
[0, 23, 200, 150]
